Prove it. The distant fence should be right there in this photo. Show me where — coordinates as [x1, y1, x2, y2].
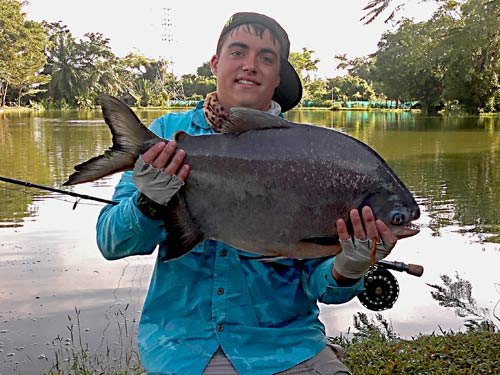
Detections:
[339, 100, 420, 109]
[166, 100, 199, 107]
[163, 99, 421, 109]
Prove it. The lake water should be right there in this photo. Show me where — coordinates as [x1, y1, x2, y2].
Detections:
[1, 109, 499, 374]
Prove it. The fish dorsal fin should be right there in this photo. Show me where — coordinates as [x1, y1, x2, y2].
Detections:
[221, 107, 292, 134]
[174, 130, 190, 142]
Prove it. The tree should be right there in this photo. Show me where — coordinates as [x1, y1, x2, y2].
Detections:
[361, 0, 438, 24]
[0, 0, 47, 106]
[373, 18, 448, 113]
[196, 61, 213, 77]
[326, 76, 376, 102]
[441, 0, 500, 112]
[40, 21, 81, 105]
[289, 47, 321, 104]
[40, 22, 126, 107]
[181, 74, 216, 100]
[334, 54, 377, 84]
[372, 0, 500, 114]
[76, 32, 121, 103]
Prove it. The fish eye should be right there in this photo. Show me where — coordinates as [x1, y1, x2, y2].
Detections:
[391, 211, 406, 225]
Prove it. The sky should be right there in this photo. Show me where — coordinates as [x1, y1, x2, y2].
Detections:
[23, 0, 438, 78]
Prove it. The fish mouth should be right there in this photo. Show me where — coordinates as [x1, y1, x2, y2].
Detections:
[395, 222, 420, 239]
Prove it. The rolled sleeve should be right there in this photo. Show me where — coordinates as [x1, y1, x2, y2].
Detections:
[301, 257, 365, 304]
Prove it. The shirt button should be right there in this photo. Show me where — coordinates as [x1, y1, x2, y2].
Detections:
[217, 324, 224, 331]
[217, 288, 224, 295]
[220, 249, 227, 257]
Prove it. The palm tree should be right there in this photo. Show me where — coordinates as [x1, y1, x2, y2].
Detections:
[41, 21, 81, 105]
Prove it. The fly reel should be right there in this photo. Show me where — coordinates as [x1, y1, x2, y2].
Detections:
[357, 267, 400, 311]
[357, 260, 423, 311]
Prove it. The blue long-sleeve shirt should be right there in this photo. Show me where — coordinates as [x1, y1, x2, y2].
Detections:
[96, 102, 364, 375]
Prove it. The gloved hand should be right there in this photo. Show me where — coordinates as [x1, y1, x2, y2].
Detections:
[334, 237, 392, 279]
[333, 206, 397, 279]
[132, 141, 190, 217]
[133, 157, 185, 206]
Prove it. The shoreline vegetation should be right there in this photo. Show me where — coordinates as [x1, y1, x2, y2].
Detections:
[335, 323, 500, 374]
[2, 0, 500, 116]
[43, 275, 499, 374]
[2, 105, 500, 116]
[45, 311, 499, 375]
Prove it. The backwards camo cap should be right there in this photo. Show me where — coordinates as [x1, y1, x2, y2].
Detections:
[216, 12, 303, 112]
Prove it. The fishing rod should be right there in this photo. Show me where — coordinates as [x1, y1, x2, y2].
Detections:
[0, 176, 118, 206]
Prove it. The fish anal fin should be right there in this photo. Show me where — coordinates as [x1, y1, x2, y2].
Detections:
[300, 235, 340, 246]
[161, 194, 205, 261]
[221, 107, 292, 134]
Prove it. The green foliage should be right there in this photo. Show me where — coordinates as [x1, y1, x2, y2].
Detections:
[427, 273, 498, 331]
[40, 22, 123, 106]
[335, 54, 377, 84]
[182, 72, 216, 99]
[336, 327, 500, 374]
[371, 0, 500, 114]
[196, 61, 213, 78]
[0, 0, 48, 106]
[327, 75, 376, 102]
[331, 273, 500, 374]
[2, 0, 497, 111]
[289, 48, 325, 104]
[440, 0, 500, 113]
[374, 18, 446, 113]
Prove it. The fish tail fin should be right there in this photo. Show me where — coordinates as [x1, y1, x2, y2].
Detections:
[63, 94, 160, 186]
[161, 194, 205, 261]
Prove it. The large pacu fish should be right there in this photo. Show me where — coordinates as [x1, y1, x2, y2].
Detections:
[65, 94, 420, 260]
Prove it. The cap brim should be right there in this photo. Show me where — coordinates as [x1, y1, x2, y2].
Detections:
[273, 59, 302, 112]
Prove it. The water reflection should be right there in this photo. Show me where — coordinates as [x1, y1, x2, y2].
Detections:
[0, 109, 177, 228]
[291, 111, 500, 242]
[2, 110, 500, 238]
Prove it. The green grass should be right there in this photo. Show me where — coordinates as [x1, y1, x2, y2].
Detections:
[333, 275, 500, 374]
[331, 321, 499, 374]
[46, 307, 144, 375]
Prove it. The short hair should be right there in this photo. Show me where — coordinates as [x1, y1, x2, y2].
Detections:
[216, 23, 280, 56]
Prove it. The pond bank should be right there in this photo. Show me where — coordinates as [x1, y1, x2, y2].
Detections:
[337, 327, 500, 374]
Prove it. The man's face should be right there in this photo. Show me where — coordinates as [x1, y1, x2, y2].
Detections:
[211, 26, 281, 111]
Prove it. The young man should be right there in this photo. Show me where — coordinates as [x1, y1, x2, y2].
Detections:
[97, 12, 397, 375]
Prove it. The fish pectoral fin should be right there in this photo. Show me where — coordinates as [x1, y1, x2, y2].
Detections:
[161, 195, 205, 261]
[300, 235, 340, 246]
[222, 107, 293, 133]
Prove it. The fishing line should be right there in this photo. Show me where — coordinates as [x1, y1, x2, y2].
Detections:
[0, 176, 117, 206]
[0, 184, 106, 208]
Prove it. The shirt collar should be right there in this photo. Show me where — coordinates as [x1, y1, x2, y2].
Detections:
[192, 101, 211, 130]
